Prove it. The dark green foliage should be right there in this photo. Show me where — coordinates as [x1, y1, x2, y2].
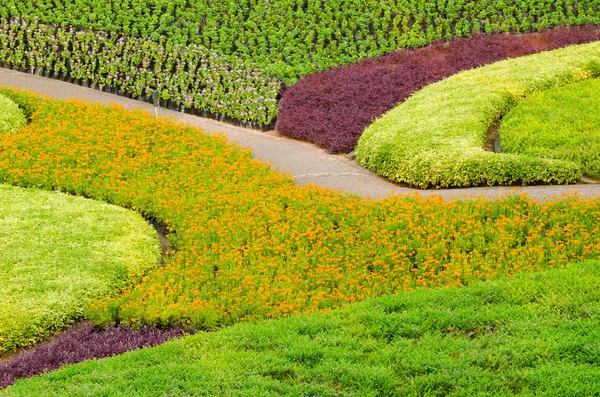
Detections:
[4, 0, 600, 84]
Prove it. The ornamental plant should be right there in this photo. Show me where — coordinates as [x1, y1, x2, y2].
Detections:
[356, 41, 600, 188]
[2, 87, 600, 333]
[277, 26, 600, 153]
[0, 19, 280, 128]
[0, 92, 26, 133]
[500, 78, 600, 179]
[4, 0, 600, 84]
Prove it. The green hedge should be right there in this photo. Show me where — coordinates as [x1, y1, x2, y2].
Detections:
[0, 184, 161, 355]
[0, 93, 25, 134]
[4, 1, 600, 84]
[500, 78, 600, 179]
[356, 41, 600, 188]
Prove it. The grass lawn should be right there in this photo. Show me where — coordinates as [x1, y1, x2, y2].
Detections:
[3, 261, 600, 396]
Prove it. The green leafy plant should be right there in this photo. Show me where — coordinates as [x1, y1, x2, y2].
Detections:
[500, 77, 600, 179]
[0, 93, 26, 134]
[4, 260, 600, 395]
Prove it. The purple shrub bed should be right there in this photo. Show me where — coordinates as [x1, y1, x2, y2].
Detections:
[0, 322, 183, 389]
[276, 26, 600, 154]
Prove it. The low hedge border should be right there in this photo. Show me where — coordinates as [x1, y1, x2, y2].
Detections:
[356, 41, 600, 188]
[0, 92, 25, 133]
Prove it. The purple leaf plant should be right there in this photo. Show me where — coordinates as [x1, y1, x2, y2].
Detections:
[276, 26, 600, 154]
[0, 322, 184, 389]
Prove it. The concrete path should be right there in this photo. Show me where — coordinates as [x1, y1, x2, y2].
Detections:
[1, 67, 599, 201]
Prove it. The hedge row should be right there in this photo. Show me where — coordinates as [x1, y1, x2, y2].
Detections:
[5, 1, 600, 84]
[501, 78, 600, 179]
[0, 184, 161, 355]
[276, 26, 600, 154]
[0, 18, 280, 128]
[356, 41, 600, 188]
[0, 92, 25, 134]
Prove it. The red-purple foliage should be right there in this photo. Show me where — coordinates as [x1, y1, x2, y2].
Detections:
[276, 26, 600, 154]
[0, 322, 183, 389]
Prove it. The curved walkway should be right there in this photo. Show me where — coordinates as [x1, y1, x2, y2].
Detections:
[1, 67, 599, 200]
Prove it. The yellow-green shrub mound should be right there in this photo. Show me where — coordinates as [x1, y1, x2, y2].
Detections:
[0, 93, 26, 134]
[0, 184, 161, 355]
[356, 41, 600, 188]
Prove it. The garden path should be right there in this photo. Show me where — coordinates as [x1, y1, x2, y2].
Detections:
[2, 67, 599, 201]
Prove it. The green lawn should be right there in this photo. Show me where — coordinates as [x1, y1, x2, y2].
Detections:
[501, 78, 600, 179]
[0, 184, 161, 355]
[4, 260, 600, 396]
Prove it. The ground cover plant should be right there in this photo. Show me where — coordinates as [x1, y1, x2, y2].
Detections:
[0, 92, 25, 134]
[0, 184, 161, 355]
[2, 87, 600, 335]
[4, 260, 600, 396]
[276, 26, 600, 154]
[356, 41, 600, 188]
[0, 322, 183, 389]
[500, 78, 600, 179]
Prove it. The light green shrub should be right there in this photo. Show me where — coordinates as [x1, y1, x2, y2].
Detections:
[500, 78, 600, 179]
[0, 93, 26, 134]
[0, 184, 161, 355]
[356, 41, 600, 188]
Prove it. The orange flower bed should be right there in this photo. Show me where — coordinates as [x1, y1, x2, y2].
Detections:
[2, 87, 600, 330]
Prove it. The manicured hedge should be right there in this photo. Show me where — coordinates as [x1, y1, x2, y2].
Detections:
[501, 78, 600, 179]
[0, 92, 25, 133]
[2, 88, 600, 333]
[276, 26, 600, 154]
[0, 184, 161, 355]
[0, 19, 280, 129]
[4, 261, 600, 395]
[356, 41, 600, 188]
[5, 1, 600, 85]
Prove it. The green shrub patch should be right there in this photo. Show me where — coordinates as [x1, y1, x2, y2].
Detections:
[0, 93, 25, 134]
[0, 184, 160, 355]
[4, 261, 600, 395]
[356, 41, 600, 188]
[500, 78, 600, 179]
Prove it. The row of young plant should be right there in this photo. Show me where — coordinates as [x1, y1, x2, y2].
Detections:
[500, 78, 600, 179]
[2, 87, 600, 333]
[0, 18, 280, 128]
[277, 26, 600, 154]
[357, 41, 600, 188]
[4, 0, 600, 84]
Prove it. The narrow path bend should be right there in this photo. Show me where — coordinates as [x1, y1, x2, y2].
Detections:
[2, 68, 599, 200]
